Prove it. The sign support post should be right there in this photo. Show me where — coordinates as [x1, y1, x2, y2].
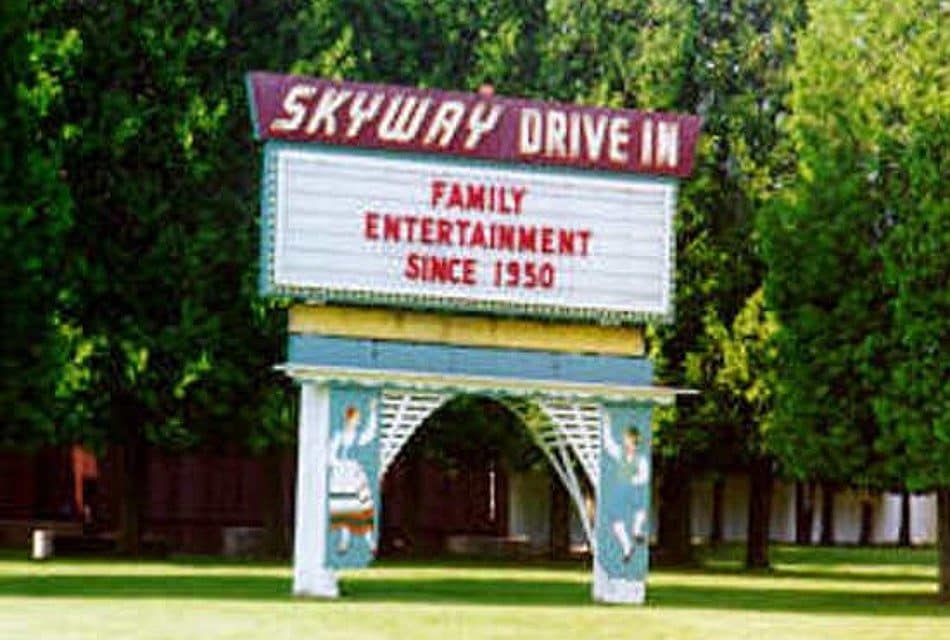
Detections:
[292, 382, 338, 597]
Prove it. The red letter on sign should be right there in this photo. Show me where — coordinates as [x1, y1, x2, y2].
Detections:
[364, 212, 380, 240]
[404, 253, 421, 280]
[431, 180, 446, 208]
[461, 258, 477, 285]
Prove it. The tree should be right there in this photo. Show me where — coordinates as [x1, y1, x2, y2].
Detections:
[43, 0, 567, 555]
[285, 0, 549, 96]
[537, 0, 686, 562]
[538, 0, 805, 564]
[702, 289, 778, 567]
[541, 0, 691, 564]
[762, 0, 947, 599]
[40, 0, 301, 553]
[0, 1, 76, 448]
[863, 1, 948, 598]
[646, 0, 808, 563]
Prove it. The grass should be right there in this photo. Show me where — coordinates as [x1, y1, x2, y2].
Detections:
[0, 545, 945, 639]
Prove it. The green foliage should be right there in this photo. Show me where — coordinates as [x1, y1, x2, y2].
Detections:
[408, 395, 541, 472]
[542, 0, 694, 108]
[1, 1, 563, 457]
[31, 1, 302, 452]
[761, 0, 947, 492]
[0, 0, 77, 446]
[287, 0, 547, 94]
[643, 0, 805, 467]
[683, 288, 778, 466]
[717, 290, 778, 427]
[869, 3, 949, 493]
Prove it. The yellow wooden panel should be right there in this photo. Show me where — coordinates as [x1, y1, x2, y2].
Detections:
[288, 305, 644, 356]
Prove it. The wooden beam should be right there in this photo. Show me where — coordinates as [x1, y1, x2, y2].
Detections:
[288, 305, 645, 356]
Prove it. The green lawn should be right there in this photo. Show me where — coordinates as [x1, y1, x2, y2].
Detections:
[0, 545, 945, 639]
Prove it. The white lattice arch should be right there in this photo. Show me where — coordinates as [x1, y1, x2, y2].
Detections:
[377, 390, 603, 546]
[378, 390, 451, 475]
[523, 400, 602, 544]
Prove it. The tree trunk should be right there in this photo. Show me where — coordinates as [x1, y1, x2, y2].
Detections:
[710, 474, 725, 547]
[117, 433, 148, 555]
[898, 490, 911, 547]
[820, 482, 836, 546]
[260, 446, 290, 558]
[549, 470, 570, 559]
[795, 481, 816, 545]
[938, 488, 949, 604]
[858, 492, 875, 546]
[657, 458, 693, 565]
[746, 458, 773, 569]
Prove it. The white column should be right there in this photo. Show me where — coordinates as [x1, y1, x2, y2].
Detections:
[592, 560, 645, 604]
[292, 382, 339, 597]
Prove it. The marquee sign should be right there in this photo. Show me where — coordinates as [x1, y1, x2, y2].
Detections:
[253, 73, 700, 606]
[248, 73, 701, 323]
[248, 72, 700, 178]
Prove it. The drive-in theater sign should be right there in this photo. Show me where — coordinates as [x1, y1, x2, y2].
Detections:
[247, 72, 700, 604]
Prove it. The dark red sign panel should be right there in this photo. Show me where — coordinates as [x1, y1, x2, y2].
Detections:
[247, 72, 701, 178]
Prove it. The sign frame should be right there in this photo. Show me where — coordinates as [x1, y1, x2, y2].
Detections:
[258, 140, 678, 325]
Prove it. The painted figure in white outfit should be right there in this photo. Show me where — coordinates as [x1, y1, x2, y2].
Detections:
[328, 398, 378, 555]
[602, 415, 649, 562]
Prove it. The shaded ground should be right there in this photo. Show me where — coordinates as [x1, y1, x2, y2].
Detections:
[0, 545, 944, 639]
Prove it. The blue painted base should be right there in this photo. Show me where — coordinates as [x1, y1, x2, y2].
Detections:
[288, 335, 653, 387]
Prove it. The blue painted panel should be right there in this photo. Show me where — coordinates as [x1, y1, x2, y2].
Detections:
[326, 384, 381, 569]
[559, 352, 645, 385]
[288, 335, 653, 386]
[375, 340, 454, 372]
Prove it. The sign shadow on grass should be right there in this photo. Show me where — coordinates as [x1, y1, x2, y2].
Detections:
[0, 570, 945, 616]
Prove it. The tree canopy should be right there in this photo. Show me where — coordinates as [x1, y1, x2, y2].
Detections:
[0, 0, 77, 447]
[761, 0, 947, 493]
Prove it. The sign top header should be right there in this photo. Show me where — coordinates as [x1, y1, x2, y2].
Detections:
[247, 72, 701, 178]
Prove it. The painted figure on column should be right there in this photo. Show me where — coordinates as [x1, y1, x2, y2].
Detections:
[594, 403, 652, 604]
[326, 390, 380, 569]
[602, 420, 649, 562]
